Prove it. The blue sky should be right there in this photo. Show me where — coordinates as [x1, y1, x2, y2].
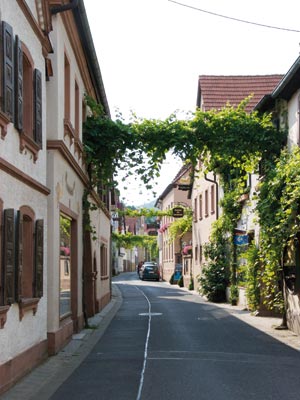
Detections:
[84, 0, 300, 205]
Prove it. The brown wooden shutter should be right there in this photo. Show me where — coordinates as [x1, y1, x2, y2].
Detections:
[3, 209, 16, 305]
[34, 219, 44, 298]
[14, 35, 23, 131]
[33, 68, 42, 148]
[2, 22, 14, 120]
[15, 211, 23, 301]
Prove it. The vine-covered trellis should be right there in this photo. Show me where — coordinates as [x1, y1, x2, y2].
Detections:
[83, 95, 293, 312]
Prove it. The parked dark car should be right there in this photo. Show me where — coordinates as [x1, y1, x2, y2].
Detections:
[139, 262, 160, 281]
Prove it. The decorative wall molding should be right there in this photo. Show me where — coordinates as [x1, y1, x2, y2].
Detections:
[47, 140, 88, 186]
[19, 132, 41, 162]
[18, 298, 39, 321]
[0, 157, 50, 195]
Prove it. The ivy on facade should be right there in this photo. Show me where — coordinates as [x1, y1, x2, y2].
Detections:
[83, 95, 292, 311]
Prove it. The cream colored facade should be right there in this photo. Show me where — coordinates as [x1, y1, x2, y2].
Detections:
[156, 167, 192, 283]
[0, 0, 112, 394]
[46, 1, 111, 353]
[191, 170, 219, 291]
[0, 0, 50, 393]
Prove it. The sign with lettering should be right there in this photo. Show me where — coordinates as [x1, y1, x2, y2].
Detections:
[172, 207, 184, 218]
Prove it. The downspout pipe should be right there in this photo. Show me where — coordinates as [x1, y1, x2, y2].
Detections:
[204, 173, 219, 219]
[50, 0, 79, 15]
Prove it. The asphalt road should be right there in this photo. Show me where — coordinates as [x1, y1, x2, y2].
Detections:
[50, 272, 300, 400]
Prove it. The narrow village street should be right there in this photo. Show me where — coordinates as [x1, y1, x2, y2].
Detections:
[4, 272, 300, 400]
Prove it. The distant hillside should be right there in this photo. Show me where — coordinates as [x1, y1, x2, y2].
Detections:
[137, 200, 157, 209]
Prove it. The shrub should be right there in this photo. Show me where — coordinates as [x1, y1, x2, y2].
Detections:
[241, 244, 261, 311]
[230, 285, 239, 305]
[177, 275, 184, 287]
[169, 273, 174, 285]
[198, 261, 229, 302]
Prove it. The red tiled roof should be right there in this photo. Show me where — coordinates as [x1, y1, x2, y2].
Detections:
[198, 75, 284, 113]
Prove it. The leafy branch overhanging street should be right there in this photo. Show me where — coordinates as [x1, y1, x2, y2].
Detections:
[83, 95, 298, 313]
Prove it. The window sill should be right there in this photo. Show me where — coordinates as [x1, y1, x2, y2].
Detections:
[18, 297, 40, 321]
[0, 110, 10, 139]
[0, 305, 10, 328]
[19, 132, 41, 162]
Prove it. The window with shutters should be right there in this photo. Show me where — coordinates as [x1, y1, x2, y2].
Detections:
[3, 208, 16, 306]
[0, 22, 43, 159]
[100, 244, 108, 278]
[17, 207, 42, 320]
[75, 80, 79, 138]
[64, 53, 75, 142]
[19, 43, 43, 160]
[193, 197, 198, 221]
[1, 206, 43, 320]
[74, 79, 83, 158]
[19, 207, 34, 298]
[21, 47, 33, 139]
[64, 54, 70, 121]
[205, 189, 209, 217]
[199, 194, 203, 220]
[0, 22, 13, 138]
[211, 185, 215, 214]
[0, 199, 10, 328]
[2, 22, 14, 121]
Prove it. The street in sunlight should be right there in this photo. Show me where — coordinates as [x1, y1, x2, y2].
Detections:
[6, 272, 300, 400]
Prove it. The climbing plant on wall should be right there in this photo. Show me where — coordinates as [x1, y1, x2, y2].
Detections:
[83, 95, 287, 310]
[254, 147, 300, 312]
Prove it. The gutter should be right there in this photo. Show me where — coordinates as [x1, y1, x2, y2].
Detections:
[50, 0, 79, 15]
[204, 173, 219, 219]
[272, 56, 300, 99]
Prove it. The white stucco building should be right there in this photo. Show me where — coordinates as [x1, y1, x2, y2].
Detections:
[0, 0, 112, 393]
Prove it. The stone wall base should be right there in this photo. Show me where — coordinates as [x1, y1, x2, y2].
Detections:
[47, 318, 74, 356]
[0, 339, 48, 395]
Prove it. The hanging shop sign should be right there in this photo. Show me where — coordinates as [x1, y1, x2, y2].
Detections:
[172, 207, 184, 218]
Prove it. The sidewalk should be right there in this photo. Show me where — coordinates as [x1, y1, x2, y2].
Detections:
[2, 280, 300, 399]
[1, 284, 123, 400]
